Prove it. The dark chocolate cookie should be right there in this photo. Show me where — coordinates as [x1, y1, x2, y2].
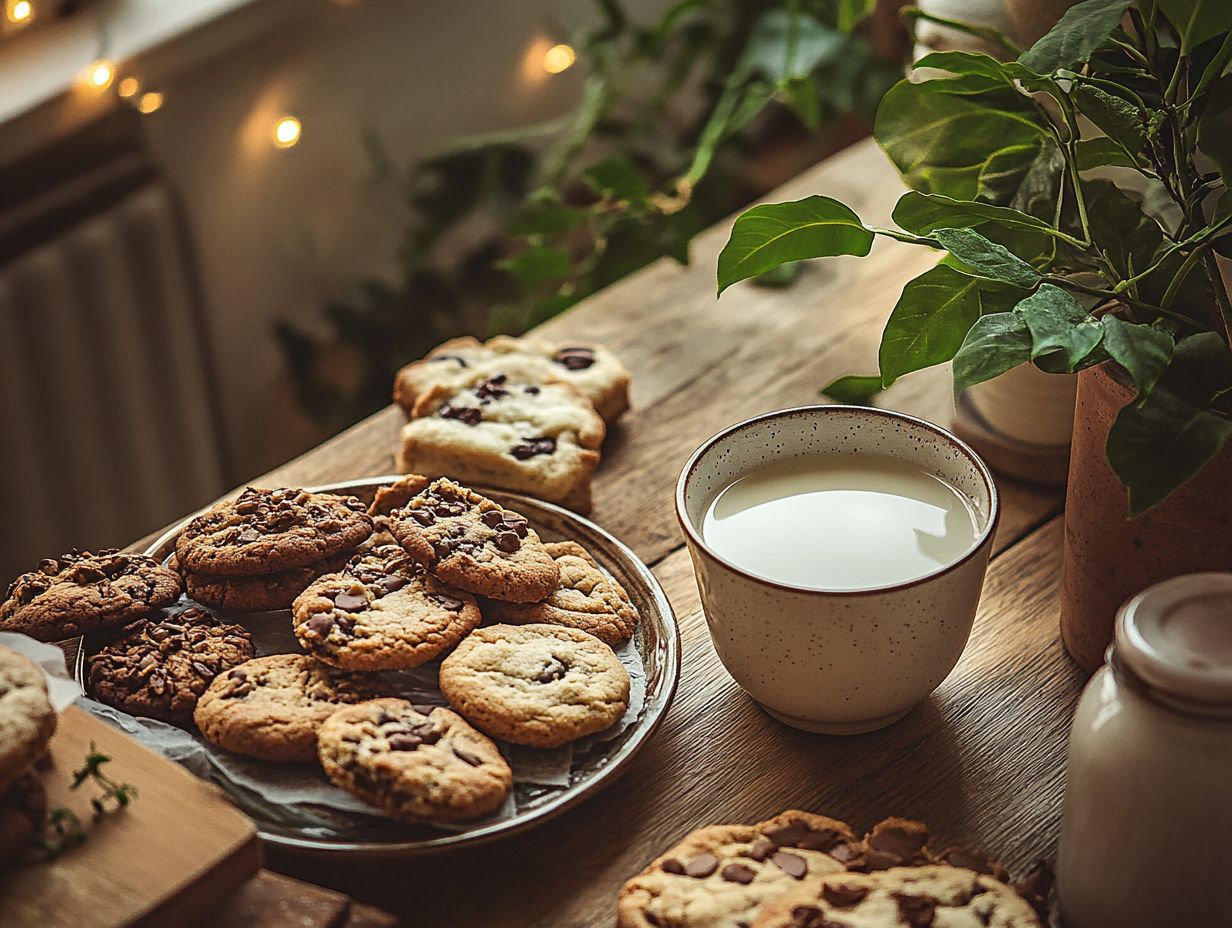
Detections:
[173, 551, 354, 613]
[88, 607, 255, 726]
[175, 487, 373, 578]
[1, 549, 184, 641]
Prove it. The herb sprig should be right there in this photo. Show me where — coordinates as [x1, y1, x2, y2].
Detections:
[32, 742, 138, 860]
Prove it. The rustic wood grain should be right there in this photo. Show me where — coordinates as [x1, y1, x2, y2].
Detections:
[121, 136, 1074, 924]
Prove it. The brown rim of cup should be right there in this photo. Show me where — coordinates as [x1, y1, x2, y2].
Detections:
[673, 404, 1001, 597]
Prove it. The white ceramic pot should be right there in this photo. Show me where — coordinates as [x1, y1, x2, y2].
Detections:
[966, 362, 1077, 447]
[675, 406, 999, 734]
[913, 0, 1018, 61]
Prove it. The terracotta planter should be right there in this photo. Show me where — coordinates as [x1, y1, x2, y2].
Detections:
[1060, 365, 1232, 671]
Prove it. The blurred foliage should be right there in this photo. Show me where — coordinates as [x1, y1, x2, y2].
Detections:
[276, 0, 901, 428]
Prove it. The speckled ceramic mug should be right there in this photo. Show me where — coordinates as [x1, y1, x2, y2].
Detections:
[676, 406, 999, 734]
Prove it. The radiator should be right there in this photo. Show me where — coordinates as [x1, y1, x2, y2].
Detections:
[0, 181, 228, 584]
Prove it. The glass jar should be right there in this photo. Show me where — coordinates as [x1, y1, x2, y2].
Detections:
[1057, 573, 1232, 928]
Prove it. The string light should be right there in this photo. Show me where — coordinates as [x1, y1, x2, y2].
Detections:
[273, 115, 302, 149]
[7, 0, 33, 24]
[137, 91, 164, 114]
[86, 60, 115, 90]
[117, 77, 140, 98]
[542, 43, 576, 75]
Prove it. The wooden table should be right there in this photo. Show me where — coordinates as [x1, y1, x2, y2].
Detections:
[138, 136, 1080, 925]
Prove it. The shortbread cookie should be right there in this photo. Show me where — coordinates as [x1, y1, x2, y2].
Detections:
[368, 474, 432, 517]
[386, 478, 559, 602]
[0, 772, 46, 868]
[176, 487, 373, 578]
[292, 544, 481, 670]
[394, 335, 630, 422]
[398, 374, 604, 513]
[753, 865, 1043, 928]
[318, 698, 511, 823]
[0, 647, 57, 794]
[1, 550, 184, 641]
[88, 607, 255, 726]
[193, 654, 386, 762]
[438, 623, 629, 747]
[485, 541, 638, 646]
[618, 811, 858, 928]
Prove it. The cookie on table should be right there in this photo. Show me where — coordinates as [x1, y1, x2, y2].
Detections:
[176, 487, 373, 578]
[172, 550, 355, 613]
[0, 772, 47, 868]
[292, 543, 481, 671]
[752, 865, 1043, 928]
[484, 541, 638, 647]
[393, 334, 630, 423]
[398, 374, 605, 513]
[617, 811, 858, 928]
[87, 607, 255, 726]
[193, 654, 386, 762]
[0, 646, 57, 794]
[318, 698, 511, 824]
[438, 623, 629, 748]
[1, 549, 183, 641]
[386, 478, 559, 603]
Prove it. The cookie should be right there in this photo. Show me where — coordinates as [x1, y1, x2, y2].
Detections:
[175, 487, 373, 578]
[1, 549, 184, 641]
[393, 334, 630, 423]
[617, 811, 858, 928]
[318, 698, 512, 823]
[386, 478, 559, 603]
[0, 772, 46, 868]
[752, 865, 1043, 928]
[484, 541, 638, 646]
[0, 647, 56, 794]
[368, 474, 432, 517]
[193, 654, 386, 762]
[292, 544, 481, 671]
[438, 623, 629, 747]
[398, 374, 605, 512]
[87, 607, 255, 726]
[174, 551, 355, 613]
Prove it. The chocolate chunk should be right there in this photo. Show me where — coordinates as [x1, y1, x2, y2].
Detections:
[452, 745, 484, 767]
[660, 858, 685, 875]
[481, 510, 506, 528]
[473, 375, 509, 400]
[510, 437, 556, 460]
[720, 863, 756, 884]
[439, 403, 482, 426]
[429, 593, 465, 612]
[431, 354, 468, 367]
[235, 527, 262, 544]
[411, 703, 438, 716]
[537, 657, 567, 683]
[372, 574, 408, 597]
[892, 892, 936, 928]
[553, 347, 595, 370]
[433, 539, 456, 559]
[788, 906, 822, 928]
[828, 842, 862, 865]
[409, 508, 435, 526]
[333, 590, 368, 612]
[387, 733, 425, 751]
[940, 848, 1007, 881]
[772, 851, 807, 879]
[191, 661, 214, 677]
[305, 613, 334, 637]
[764, 822, 841, 851]
[744, 837, 776, 861]
[866, 820, 928, 869]
[493, 531, 521, 552]
[524, 385, 540, 394]
[683, 853, 719, 878]
[822, 883, 869, 907]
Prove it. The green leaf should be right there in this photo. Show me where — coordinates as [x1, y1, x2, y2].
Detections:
[508, 200, 588, 236]
[1083, 180, 1163, 281]
[952, 311, 1034, 392]
[976, 140, 1065, 220]
[1071, 83, 1146, 154]
[878, 264, 1021, 386]
[931, 227, 1043, 288]
[822, 374, 882, 404]
[741, 9, 846, 84]
[1075, 137, 1139, 169]
[498, 246, 572, 287]
[1014, 284, 1104, 370]
[837, 0, 876, 33]
[717, 196, 874, 294]
[753, 261, 803, 288]
[1019, 0, 1134, 72]
[1101, 316, 1175, 394]
[892, 190, 1061, 267]
[875, 78, 1048, 199]
[582, 157, 650, 202]
[912, 51, 1036, 87]
[1157, 0, 1232, 53]
[1107, 332, 1232, 515]
[1198, 74, 1232, 183]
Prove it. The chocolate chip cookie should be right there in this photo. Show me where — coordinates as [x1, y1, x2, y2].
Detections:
[292, 543, 481, 671]
[618, 811, 859, 928]
[752, 865, 1043, 928]
[0, 646, 57, 793]
[175, 487, 373, 578]
[0, 772, 46, 868]
[393, 334, 630, 423]
[398, 374, 605, 513]
[368, 474, 432, 517]
[173, 551, 355, 613]
[386, 478, 559, 603]
[88, 607, 255, 725]
[318, 698, 512, 823]
[1, 549, 184, 641]
[438, 623, 629, 748]
[193, 654, 386, 762]
[485, 541, 638, 646]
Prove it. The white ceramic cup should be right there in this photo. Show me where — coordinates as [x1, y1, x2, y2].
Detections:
[675, 406, 999, 734]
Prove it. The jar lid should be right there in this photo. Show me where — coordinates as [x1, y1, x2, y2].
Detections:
[1117, 572, 1232, 707]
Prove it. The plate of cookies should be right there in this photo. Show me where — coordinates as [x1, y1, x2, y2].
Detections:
[55, 474, 678, 856]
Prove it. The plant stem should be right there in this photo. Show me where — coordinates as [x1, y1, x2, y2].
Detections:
[899, 7, 1021, 57]
[1109, 37, 1152, 67]
[1160, 244, 1208, 308]
[1047, 275, 1207, 328]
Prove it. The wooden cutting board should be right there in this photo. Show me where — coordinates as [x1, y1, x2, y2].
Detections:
[0, 705, 260, 928]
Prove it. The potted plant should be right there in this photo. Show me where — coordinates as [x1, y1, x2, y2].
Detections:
[715, 0, 1232, 671]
